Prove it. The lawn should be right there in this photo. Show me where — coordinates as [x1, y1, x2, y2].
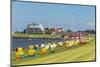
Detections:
[12, 33, 61, 38]
[11, 36, 96, 66]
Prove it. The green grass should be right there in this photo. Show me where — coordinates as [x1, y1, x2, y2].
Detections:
[11, 37, 96, 66]
[12, 33, 61, 38]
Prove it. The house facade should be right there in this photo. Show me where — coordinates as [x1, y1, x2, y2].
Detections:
[26, 23, 45, 34]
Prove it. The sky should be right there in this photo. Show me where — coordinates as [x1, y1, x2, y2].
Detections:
[12, 1, 96, 32]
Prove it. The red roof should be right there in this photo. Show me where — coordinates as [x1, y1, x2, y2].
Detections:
[69, 32, 73, 38]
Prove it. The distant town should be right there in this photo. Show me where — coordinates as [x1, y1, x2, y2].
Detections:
[12, 22, 95, 38]
[13, 22, 95, 34]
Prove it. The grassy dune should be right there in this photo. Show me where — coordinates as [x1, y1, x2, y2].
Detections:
[12, 33, 61, 38]
[12, 37, 96, 66]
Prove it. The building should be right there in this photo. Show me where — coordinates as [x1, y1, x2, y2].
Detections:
[26, 23, 45, 34]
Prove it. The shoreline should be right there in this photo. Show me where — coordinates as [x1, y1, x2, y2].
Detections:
[12, 36, 67, 39]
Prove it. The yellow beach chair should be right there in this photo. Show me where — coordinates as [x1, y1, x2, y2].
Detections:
[28, 49, 35, 56]
[66, 40, 70, 48]
[41, 47, 48, 55]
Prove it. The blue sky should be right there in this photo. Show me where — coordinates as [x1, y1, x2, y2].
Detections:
[12, 1, 96, 32]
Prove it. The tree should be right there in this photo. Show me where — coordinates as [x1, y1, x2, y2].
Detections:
[45, 28, 56, 34]
[84, 30, 95, 34]
[67, 29, 72, 32]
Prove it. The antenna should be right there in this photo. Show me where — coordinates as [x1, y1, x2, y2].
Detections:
[49, 24, 50, 29]
[71, 13, 74, 31]
[69, 13, 74, 32]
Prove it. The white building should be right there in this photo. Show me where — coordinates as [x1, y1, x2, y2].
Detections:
[26, 23, 45, 34]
